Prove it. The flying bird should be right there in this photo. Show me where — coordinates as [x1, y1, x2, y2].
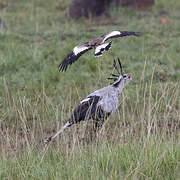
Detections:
[45, 58, 132, 143]
[59, 30, 141, 71]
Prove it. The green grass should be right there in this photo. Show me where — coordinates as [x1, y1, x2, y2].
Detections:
[0, 0, 180, 179]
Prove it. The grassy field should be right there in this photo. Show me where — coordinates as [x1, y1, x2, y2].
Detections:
[0, 0, 180, 179]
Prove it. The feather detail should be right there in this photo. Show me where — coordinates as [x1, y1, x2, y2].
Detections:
[80, 97, 91, 104]
[59, 44, 92, 71]
[102, 31, 141, 43]
[94, 42, 112, 57]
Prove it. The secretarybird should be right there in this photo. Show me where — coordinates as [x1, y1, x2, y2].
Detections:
[59, 30, 141, 71]
[45, 58, 132, 143]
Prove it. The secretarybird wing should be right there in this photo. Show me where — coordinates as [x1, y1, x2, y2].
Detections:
[70, 96, 102, 123]
[102, 31, 141, 43]
[59, 44, 92, 72]
[45, 95, 103, 143]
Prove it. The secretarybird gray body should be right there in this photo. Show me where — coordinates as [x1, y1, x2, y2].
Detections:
[59, 30, 141, 71]
[45, 58, 132, 143]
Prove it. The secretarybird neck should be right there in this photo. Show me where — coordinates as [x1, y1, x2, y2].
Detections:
[110, 82, 125, 95]
[88, 83, 125, 99]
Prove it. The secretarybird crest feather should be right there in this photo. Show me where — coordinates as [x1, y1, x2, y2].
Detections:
[59, 31, 141, 71]
[45, 58, 132, 144]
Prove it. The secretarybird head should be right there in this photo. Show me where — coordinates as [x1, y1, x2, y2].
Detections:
[107, 58, 131, 88]
[45, 58, 132, 144]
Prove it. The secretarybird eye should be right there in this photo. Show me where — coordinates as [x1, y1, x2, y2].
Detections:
[122, 74, 131, 79]
[127, 74, 131, 79]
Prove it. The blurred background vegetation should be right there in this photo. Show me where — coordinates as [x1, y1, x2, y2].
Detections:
[69, 0, 155, 18]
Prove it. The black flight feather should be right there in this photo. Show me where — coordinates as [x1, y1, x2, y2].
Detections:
[59, 47, 92, 72]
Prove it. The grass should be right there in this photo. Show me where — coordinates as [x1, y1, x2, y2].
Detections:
[0, 0, 180, 179]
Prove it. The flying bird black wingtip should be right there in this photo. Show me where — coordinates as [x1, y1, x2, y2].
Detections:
[134, 32, 142, 36]
[58, 64, 63, 71]
[58, 63, 67, 72]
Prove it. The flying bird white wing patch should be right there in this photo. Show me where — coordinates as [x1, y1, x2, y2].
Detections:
[94, 42, 112, 57]
[73, 45, 90, 56]
[102, 31, 121, 43]
[59, 43, 91, 72]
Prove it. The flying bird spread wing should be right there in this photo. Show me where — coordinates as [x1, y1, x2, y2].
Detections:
[59, 44, 92, 71]
[94, 42, 112, 57]
[102, 31, 141, 43]
[59, 30, 141, 72]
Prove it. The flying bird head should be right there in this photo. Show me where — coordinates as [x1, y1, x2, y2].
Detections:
[108, 58, 132, 87]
